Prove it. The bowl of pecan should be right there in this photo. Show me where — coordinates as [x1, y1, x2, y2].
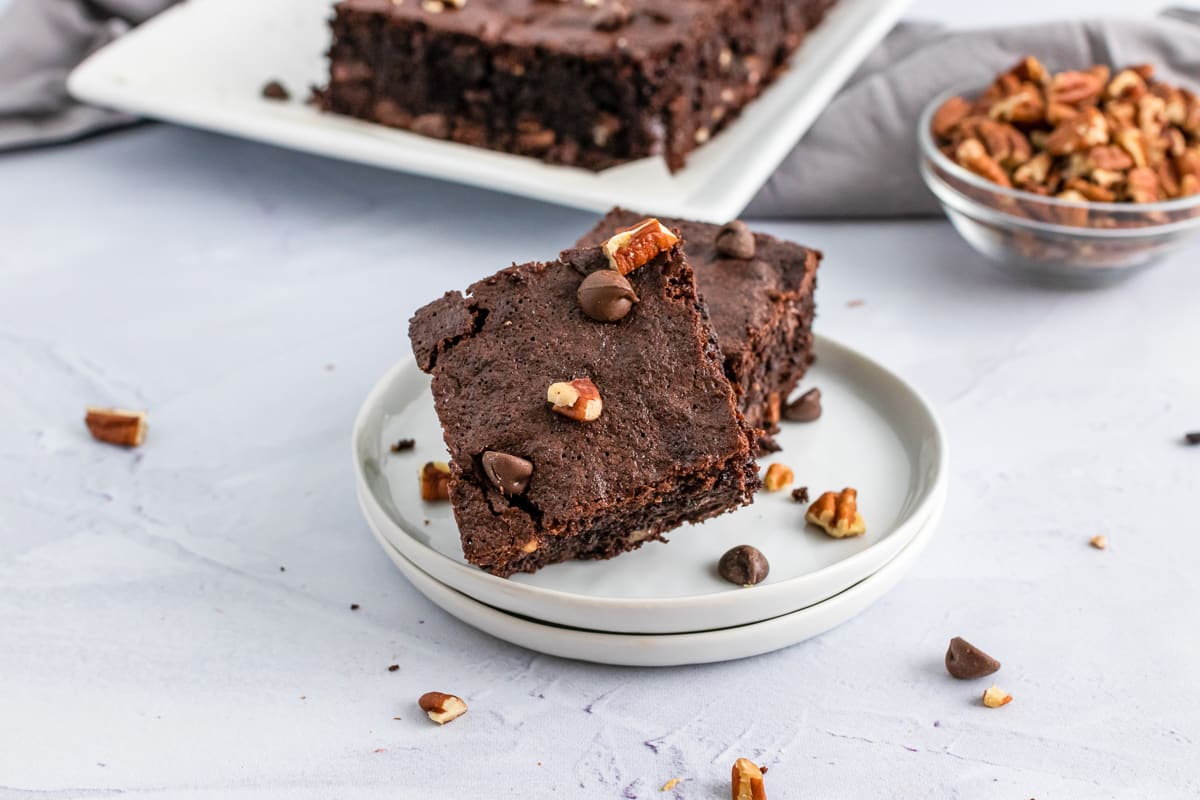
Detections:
[919, 56, 1200, 285]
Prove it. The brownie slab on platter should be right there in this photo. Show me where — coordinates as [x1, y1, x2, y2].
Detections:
[576, 209, 820, 438]
[409, 219, 759, 577]
[319, 0, 838, 173]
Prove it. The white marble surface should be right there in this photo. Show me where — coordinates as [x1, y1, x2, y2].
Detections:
[4, 3, 1200, 798]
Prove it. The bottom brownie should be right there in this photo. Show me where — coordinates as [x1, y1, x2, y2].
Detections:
[575, 209, 820, 437]
[409, 223, 758, 577]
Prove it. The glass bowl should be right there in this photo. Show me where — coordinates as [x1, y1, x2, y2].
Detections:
[919, 85, 1200, 286]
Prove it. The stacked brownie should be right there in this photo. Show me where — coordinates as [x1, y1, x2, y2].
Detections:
[410, 212, 819, 577]
[575, 210, 820, 438]
[410, 220, 761, 577]
[319, 0, 838, 172]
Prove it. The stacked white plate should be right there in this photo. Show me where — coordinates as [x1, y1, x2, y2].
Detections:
[353, 336, 947, 667]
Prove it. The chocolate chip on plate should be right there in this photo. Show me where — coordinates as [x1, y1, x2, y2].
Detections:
[784, 387, 822, 422]
[718, 545, 769, 586]
[945, 636, 1001, 679]
[715, 220, 756, 260]
[577, 270, 638, 322]
[261, 80, 290, 100]
[481, 450, 534, 495]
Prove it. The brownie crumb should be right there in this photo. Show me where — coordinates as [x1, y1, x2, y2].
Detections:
[261, 80, 290, 100]
[791, 486, 809, 504]
[757, 434, 781, 453]
[387, 664, 400, 672]
[390, 438, 416, 453]
[846, 298, 865, 308]
[350, 603, 360, 610]
[1185, 431, 1200, 445]
[279, 566, 286, 572]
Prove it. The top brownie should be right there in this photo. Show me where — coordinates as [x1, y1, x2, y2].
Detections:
[321, 0, 837, 172]
[576, 209, 820, 435]
[409, 222, 758, 577]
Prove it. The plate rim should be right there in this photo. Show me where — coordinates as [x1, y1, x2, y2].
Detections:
[65, 0, 912, 221]
[352, 333, 949, 629]
[367, 498, 942, 666]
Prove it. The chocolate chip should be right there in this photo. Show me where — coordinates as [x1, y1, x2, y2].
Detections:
[718, 545, 769, 586]
[791, 486, 809, 504]
[1185, 431, 1200, 445]
[577, 270, 638, 322]
[715, 220, 756, 259]
[481, 450, 533, 495]
[945, 637, 1001, 679]
[350, 604, 360, 610]
[261, 80, 290, 101]
[388, 664, 399, 672]
[390, 438, 416, 453]
[784, 388, 822, 422]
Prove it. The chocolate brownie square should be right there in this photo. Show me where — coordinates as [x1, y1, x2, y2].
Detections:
[409, 220, 759, 577]
[318, 0, 838, 172]
[575, 209, 820, 437]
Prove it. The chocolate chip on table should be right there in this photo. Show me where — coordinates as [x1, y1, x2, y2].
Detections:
[783, 388, 822, 422]
[481, 450, 534, 495]
[261, 80, 290, 100]
[714, 220, 756, 260]
[390, 438, 416, 453]
[1185, 431, 1200, 445]
[791, 486, 809, 504]
[350, 604, 360, 610]
[577, 270, 638, 322]
[387, 664, 399, 672]
[945, 637, 1001, 679]
[718, 545, 769, 586]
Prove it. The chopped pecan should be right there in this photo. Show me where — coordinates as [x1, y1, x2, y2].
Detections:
[932, 95, 973, 138]
[601, 218, 679, 275]
[85, 407, 148, 448]
[1049, 69, 1105, 106]
[956, 138, 1011, 186]
[1127, 167, 1161, 203]
[806, 488, 866, 538]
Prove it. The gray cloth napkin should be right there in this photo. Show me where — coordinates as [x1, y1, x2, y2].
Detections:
[748, 7, 1200, 217]
[3, 1, 1199, 217]
[0, 0, 173, 150]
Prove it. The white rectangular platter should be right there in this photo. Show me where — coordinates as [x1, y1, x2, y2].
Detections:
[69, 0, 909, 222]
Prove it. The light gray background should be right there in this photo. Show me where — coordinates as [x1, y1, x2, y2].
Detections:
[2, 1, 1198, 798]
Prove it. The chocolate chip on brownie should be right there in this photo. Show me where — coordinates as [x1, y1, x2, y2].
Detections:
[481, 451, 534, 495]
[715, 220, 756, 260]
[577, 270, 638, 322]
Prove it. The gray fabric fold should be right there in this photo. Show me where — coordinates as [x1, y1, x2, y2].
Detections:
[748, 9, 1200, 217]
[2, 1, 1199, 217]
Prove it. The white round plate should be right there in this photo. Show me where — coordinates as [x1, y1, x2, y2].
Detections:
[368, 500, 942, 667]
[353, 335, 947, 634]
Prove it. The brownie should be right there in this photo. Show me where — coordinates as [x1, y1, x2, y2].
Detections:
[575, 209, 820, 436]
[318, 0, 838, 173]
[409, 228, 759, 577]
